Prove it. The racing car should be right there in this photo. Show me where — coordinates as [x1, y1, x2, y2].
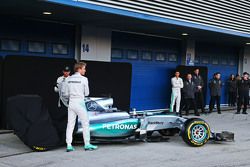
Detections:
[76, 97, 234, 147]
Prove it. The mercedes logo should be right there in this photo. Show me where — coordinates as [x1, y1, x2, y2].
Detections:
[87, 101, 98, 111]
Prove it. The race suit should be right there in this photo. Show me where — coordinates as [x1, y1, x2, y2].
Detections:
[54, 76, 69, 107]
[64, 72, 90, 146]
[170, 77, 183, 113]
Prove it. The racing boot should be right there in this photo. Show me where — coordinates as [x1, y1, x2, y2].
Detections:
[84, 144, 98, 151]
[66, 146, 75, 152]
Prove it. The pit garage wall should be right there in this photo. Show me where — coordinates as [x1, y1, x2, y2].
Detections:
[111, 32, 181, 110]
[195, 42, 240, 105]
[0, 19, 75, 58]
[80, 26, 111, 62]
[242, 46, 250, 74]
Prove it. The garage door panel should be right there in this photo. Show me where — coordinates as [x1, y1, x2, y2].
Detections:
[196, 43, 239, 105]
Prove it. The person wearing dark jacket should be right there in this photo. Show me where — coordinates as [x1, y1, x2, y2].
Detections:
[209, 72, 222, 114]
[182, 74, 199, 116]
[227, 74, 237, 106]
[236, 72, 250, 114]
[193, 68, 205, 113]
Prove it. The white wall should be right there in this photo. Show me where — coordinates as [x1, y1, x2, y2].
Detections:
[242, 46, 250, 73]
[81, 26, 111, 62]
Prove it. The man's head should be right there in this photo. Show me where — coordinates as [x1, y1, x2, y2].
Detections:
[63, 66, 70, 77]
[215, 72, 221, 79]
[194, 68, 200, 75]
[243, 72, 249, 80]
[186, 73, 192, 80]
[74, 62, 87, 76]
[175, 71, 180, 78]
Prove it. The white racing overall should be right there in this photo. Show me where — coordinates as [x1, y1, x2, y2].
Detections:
[64, 72, 90, 146]
[170, 77, 183, 113]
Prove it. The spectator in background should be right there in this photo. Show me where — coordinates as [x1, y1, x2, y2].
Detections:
[227, 74, 237, 106]
[170, 71, 183, 116]
[236, 74, 241, 81]
[192, 68, 205, 113]
[209, 72, 222, 114]
[236, 72, 250, 114]
[182, 73, 199, 116]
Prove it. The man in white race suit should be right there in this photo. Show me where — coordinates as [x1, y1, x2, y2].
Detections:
[64, 62, 98, 152]
[170, 71, 183, 116]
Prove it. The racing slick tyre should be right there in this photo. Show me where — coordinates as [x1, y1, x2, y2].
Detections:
[181, 118, 210, 147]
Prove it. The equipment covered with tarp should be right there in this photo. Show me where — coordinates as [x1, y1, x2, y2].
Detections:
[7, 95, 60, 151]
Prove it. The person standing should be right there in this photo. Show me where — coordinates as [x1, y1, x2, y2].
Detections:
[54, 66, 71, 108]
[227, 74, 237, 106]
[182, 74, 199, 116]
[236, 72, 250, 114]
[192, 68, 205, 113]
[209, 72, 222, 114]
[64, 62, 98, 152]
[54, 66, 71, 144]
[170, 71, 183, 116]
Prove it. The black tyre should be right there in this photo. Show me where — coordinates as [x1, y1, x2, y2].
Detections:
[181, 118, 210, 147]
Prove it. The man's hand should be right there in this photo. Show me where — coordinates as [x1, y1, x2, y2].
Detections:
[198, 86, 202, 90]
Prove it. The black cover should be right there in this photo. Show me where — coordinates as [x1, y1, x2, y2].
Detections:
[7, 95, 60, 150]
[2, 55, 75, 138]
[83, 61, 132, 111]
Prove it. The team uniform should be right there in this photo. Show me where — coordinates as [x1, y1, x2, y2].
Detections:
[192, 74, 205, 113]
[54, 75, 70, 144]
[209, 78, 222, 114]
[170, 77, 183, 114]
[182, 79, 199, 116]
[64, 72, 97, 151]
[236, 78, 250, 114]
[227, 79, 237, 106]
[54, 76, 69, 107]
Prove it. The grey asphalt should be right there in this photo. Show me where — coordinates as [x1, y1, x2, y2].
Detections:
[0, 110, 250, 167]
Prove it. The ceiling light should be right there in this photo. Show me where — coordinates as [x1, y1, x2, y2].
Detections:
[181, 33, 189, 36]
[43, 11, 52, 15]
[246, 42, 250, 45]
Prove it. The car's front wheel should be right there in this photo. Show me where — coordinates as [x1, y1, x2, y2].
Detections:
[181, 118, 210, 147]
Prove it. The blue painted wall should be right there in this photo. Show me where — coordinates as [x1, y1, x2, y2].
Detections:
[195, 43, 239, 105]
[0, 19, 75, 58]
[111, 32, 181, 110]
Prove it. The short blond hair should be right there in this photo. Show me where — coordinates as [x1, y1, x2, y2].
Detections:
[74, 62, 87, 72]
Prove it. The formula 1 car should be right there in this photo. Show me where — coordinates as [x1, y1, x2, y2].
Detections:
[76, 97, 234, 147]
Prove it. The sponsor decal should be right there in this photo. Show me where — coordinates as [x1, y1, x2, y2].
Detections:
[68, 81, 81, 84]
[87, 101, 98, 111]
[103, 124, 137, 130]
[148, 121, 164, 125]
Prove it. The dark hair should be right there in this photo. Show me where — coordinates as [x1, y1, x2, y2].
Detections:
[215, 72, 221, 75]
[243, 72, 249, 75]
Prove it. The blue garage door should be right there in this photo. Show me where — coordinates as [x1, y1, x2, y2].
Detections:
[195, 43, 239, 105]
[0, 19, 75, 58]
[111, 32, 181, 110]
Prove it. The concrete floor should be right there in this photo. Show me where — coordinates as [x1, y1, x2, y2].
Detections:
[0, 110, 250, 167]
